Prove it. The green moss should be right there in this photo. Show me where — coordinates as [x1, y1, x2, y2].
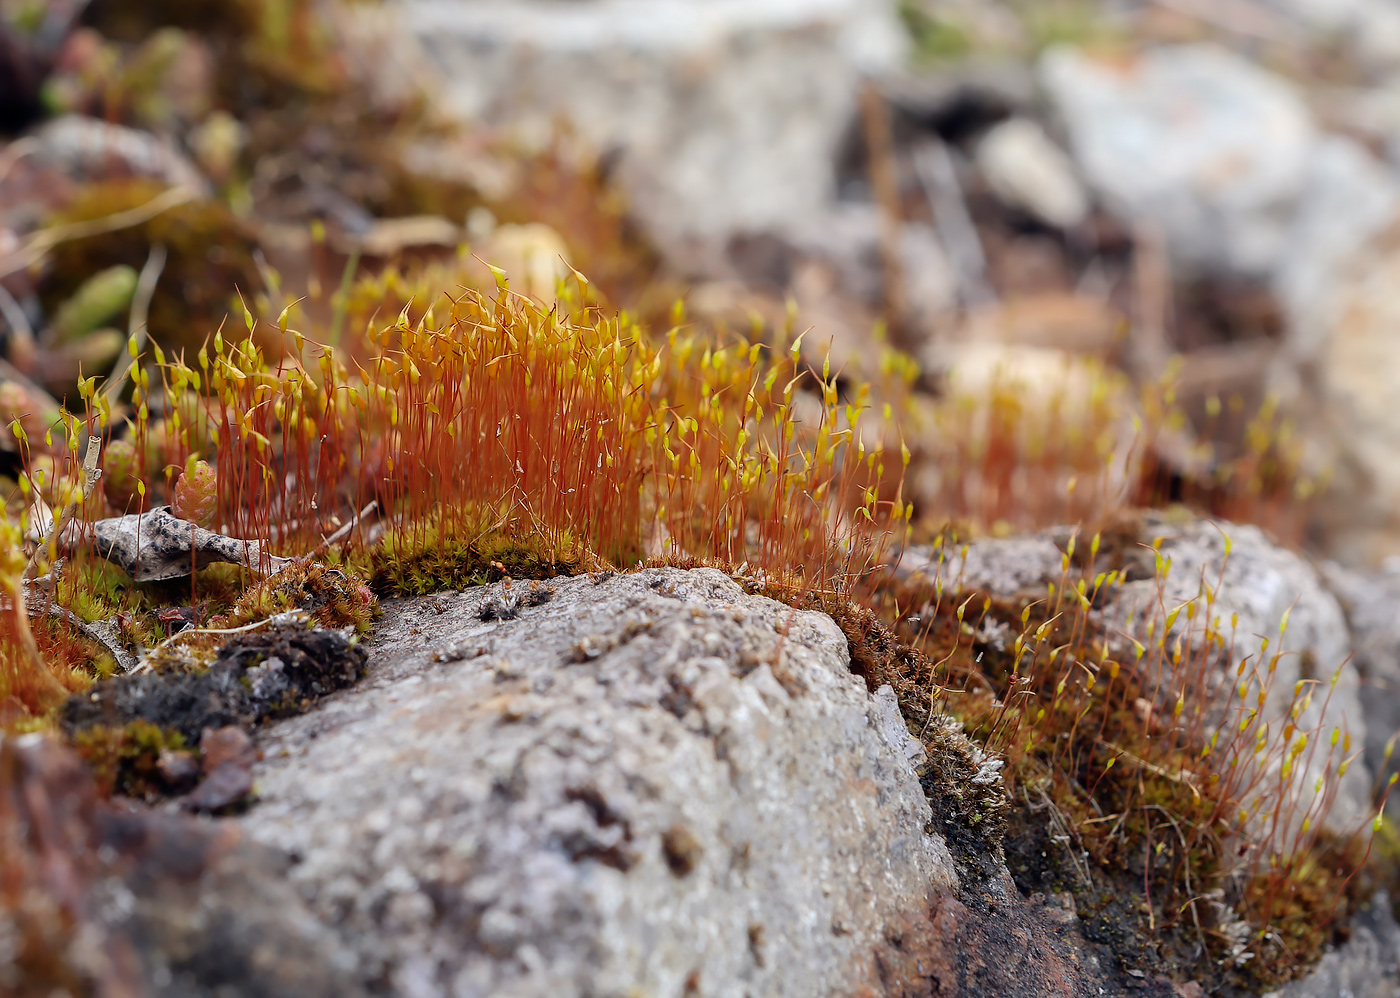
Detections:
[1014, 0, 1125, 52]
[71, 719, 191, 799]
[898, 1, 973, 62]
[356, 514, 601, 596]
[218, 559, 377, 631]
[39, 180, 260, 386]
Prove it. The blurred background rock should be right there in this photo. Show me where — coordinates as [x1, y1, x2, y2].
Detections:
[8, 0, 1400, 566]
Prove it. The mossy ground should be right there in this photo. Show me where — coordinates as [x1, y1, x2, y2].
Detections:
[218, 558, 376, 631]
[815, 561, 1376, 996]
[70, 719, 190, 798]
[353, 511, 626, 597]
[0, 5, 1365, 979]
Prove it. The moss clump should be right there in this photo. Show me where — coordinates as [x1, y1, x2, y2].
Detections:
[54, 556, 251, 654]
[70, 719, 192, 798]
[358, 516, 601, 597]
[39, 180, 260, 370]
[921, 714, 1011, 896]
[219, 559, 377, 632]
[882, 576, 1375, 996]
[63, 623, 367, 747]
[81, 0, 344, 108]
[898, 1, 973, 62]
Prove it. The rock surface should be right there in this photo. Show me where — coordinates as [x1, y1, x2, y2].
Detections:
[974, 117, 1088, 230]
[1041, 43, 1399, 368]
[1270, 891, 1400, 998]
[1042, 44, 1316, 281]
[1320, 559, 1400, 787]
[0, 732, 368, 998]
[239, 567, 954, 996]
[387, 0, 906, 273]
[1316, 233, 1400, 568]
[14, 558, 1400, 995]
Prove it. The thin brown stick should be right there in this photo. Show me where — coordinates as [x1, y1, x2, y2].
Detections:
[859, 82, 909, 338]
[0, 186, 194, 280]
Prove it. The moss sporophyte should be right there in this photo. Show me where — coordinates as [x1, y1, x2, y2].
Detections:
[0, 256, 1378, 993]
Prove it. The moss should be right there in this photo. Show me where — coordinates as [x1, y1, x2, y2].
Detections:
[920, 714, 1011, 897]
[898, 2, 973, 62]
[759, 555, 1369, 994]
[54, 556, 252, 655]
[63, 623, 367, 747]
[356, 515, 603, 597]
[39, 180, 261, 380]
[70, 719, 190, 798]
[82, 0, 344, 109]
[218, 559, 377, 632]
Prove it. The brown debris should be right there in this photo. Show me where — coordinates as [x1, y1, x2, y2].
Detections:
[184, 725, 257, 812]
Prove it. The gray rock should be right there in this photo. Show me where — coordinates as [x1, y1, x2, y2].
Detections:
[1042, 44, 1315, 280]
[74, 505, 293, 582]
[0, 732, 368, 998]
[33, 114, 210, 195]
[1268, 892, 1400, 998]
[788, 203, 957, 326]
[975, 117, 1089, 229]
[20, 560, 1371, 995]
[1259, 0, 1400, 69]
[1320, 560, 1400, 789]
[1275, 135, 1399, 367]
[1040, 44, 1400, 369]
[385, 0, 907, 273]
[1315, 238, 1400, 567]
[239, 567, 956, 996]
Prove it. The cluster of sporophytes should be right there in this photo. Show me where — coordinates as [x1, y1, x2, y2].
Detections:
[0, 262, 908, 731]
[908, 348, 1315, 548]
[0, 249, 1365, 992]
[883, 522, 1386, 992]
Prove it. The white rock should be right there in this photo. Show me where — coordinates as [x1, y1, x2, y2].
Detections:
[1259, 0, 1400, 69]
[1316, 238, 1400, 567]
[900, 222, 960, 322]
[787, 203, 957, 327]
[34, 114, 211, 195]
[1041, 43, 1400, 373]
[975, 117, 1089, 229]
[389, 0, 907, 273]
[1275, 136, 1400, 366]
[1041, 44, 1315, 279]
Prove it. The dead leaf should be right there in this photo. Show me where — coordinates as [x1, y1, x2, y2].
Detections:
[70, 506, 293, 582]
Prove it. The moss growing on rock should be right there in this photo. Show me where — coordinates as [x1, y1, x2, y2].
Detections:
[219, 559, 376, 632]
[70, 718, 191, 798]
